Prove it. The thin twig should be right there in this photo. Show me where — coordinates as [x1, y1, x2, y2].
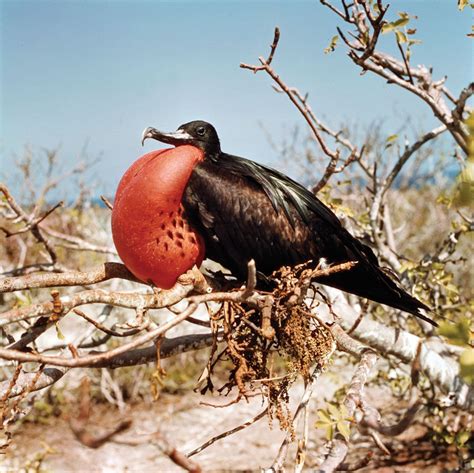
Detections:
[187, 408, 268, 458]
[270, 363, 332, 471]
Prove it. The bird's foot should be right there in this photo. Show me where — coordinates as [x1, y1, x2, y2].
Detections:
[177, 266, 212, 294]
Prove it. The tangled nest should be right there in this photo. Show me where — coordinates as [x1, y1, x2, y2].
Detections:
[201, 262, 336, 431]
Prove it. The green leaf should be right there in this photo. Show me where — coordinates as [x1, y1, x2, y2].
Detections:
[327, 403, 341, 419]
[459, 348, 474, 384]
[384, 134, 398, 150]
[324, 35, 339, 54]
[453, 156, 474, 207]
[382, 12, 413, 35]
[316, 410, 332, 424]
[55, 323, 65, 340]
[445, 283, 459, 295]
[337, 421, 351, 441]
[390, 18, 410, 31]
[444, 433, 455, 444]
[399, 261, 416, 273]
[456, 430, 471, 446]
[395, 30, 407, 44]
[438, 318, 471, 346]
[397, 11, 410, 20]
[315, 420, 330, 428]
[382, 23, 396, 34]
[394, 18, 410, 28]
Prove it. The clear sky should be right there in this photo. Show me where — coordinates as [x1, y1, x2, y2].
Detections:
[0, 0, 472, 195]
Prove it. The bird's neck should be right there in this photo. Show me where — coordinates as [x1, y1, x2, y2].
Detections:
[204, 148, 222, 163]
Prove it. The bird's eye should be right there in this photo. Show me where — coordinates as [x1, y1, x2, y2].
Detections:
[196, 126, 206, 136]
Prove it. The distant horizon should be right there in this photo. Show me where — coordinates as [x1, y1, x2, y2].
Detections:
[1, 0, 471, 198]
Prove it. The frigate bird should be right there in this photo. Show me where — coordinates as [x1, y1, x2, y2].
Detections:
[112, 120, 435, 325]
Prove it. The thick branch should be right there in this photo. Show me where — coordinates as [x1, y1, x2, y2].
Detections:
[324, 287, 474, 411]
[94, 333, 214, 369]
[0, 334, 214, 399]
[1, 280, 195, 326]
[318, 350, 378, 472]
[0, 262, 140, 293]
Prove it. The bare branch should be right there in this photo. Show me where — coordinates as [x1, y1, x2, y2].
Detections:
[187, 408, 267, 458]
[396, 39, 414, 85]
[320, 0, 470, 153]
[100, 194, 114, 210]
[241, 27, 350, 192]
[329, 323, 371, 358]
[242, 258, 257, 298]
[270, 364, 329, 471]
[240, 26, 280, 72]
[42, 226, 117, 255]
[1, 201, 64, 238]
[116, 430, 203, 472]
[70, 377, 133, 449]
[0, 302, 200, 367]
[319, 1, 352, 21]
[72, 308, 149, 337]
[0, 367, 66, 401]
[361, 400, 422, 436]
[452, 82, 474, 127]
[318, 350, 378, 472]
[358, 3, 388, 62]
[0, 262, 139, 294]
[324, 287, 474, 411]
[154, 431, 203, 473]
[0, 184, 61, 266]
[1, 277, 196, 327]
[367, 124, 447, 269]
[382, 125, 447, 193]
[0, 334, 214, 400]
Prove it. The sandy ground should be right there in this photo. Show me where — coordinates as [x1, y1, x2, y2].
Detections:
[4, 388, 304, 472]
[2, 371, 465, 473]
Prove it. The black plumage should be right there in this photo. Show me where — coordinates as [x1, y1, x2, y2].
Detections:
[142, 120, 435, 326]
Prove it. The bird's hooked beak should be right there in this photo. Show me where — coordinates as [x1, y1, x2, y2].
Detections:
[141, 127, 193, 147]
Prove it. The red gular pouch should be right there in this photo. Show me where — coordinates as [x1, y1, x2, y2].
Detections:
[112, 146, 206, 289]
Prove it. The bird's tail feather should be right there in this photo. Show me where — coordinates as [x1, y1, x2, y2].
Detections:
[315, 263, 438, 327]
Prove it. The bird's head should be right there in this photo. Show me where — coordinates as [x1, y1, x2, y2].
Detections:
[142, 120, 221, 159]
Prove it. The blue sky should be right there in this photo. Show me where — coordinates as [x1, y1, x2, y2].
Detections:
[1, 0, 472, 195]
